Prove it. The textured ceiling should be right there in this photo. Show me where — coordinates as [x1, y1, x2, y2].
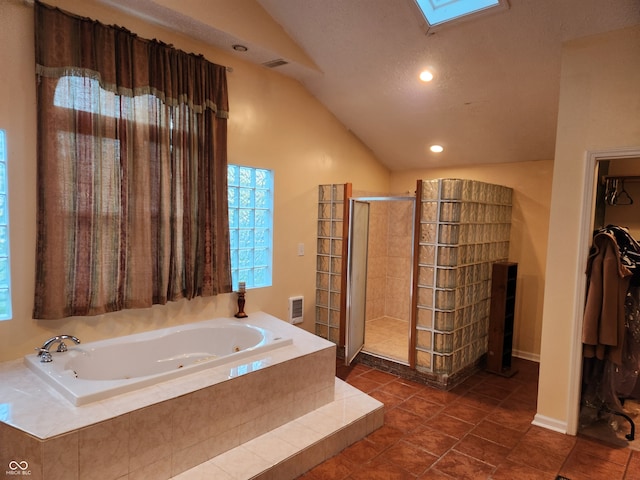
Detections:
[100, 0, 640, 171]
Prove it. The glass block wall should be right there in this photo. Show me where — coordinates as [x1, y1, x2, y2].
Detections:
[315, 184, 345, 344]
[415, 179, 512, 377]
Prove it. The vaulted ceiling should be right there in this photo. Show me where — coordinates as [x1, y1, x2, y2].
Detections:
[101, 0, 640, 170]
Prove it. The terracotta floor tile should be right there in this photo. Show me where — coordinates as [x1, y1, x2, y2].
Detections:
[481, 373, 524, 393]
[505, 388, 539, 409]
[573, 436, 632, 465]
[432, 450, 494, 480]
[560, 447, 627, 480]
[424, 413, 475, 439]
[418, 469, 456, 479]
[470, 382, 513, 401]
[297, 472, 317, 479]
[453, 434, 512, 466]
[488, 404, 537, 431]
[346, 457, 416, 480]
[441, 402, 489, 424]
[384, 406, 425, 433]
[305, 454, 355, 480]
[397, 395, 442, 419]
[301, 359, 638, 480]
[403, 425, 459, 457]
[364, 425, 406, 452]
[377, 440, 439, 476]
[359, 369, 398, 385]
[448, 382, 473, 397]
[625, 451, 640, 480]
[414, 387, 461, 406]
[453, 390, 502, 412]
[339, 439, 381, 465]
[377, 379, 422, 399]
[507, 439, 566, 473]
[490, 459, 556, 480]
[336, 363, 370, 380]
[521, 425, 577, 456]
[471, 419, 527, 448]
[345, 376, 384, 394]
[368, 389, 405, 410]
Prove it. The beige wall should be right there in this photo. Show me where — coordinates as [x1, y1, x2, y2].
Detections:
[0, 0, 390, 362]
[391, 160, 553, 359]
[537, 26, 640, 431]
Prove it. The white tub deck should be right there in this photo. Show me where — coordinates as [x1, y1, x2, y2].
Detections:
[23, 317, 292, 406]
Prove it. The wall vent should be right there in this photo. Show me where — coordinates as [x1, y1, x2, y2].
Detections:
[288, 296, 304, 324]
[262, 58, 289, 69]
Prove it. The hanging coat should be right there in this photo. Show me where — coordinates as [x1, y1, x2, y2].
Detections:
[583, 231, 632, 366]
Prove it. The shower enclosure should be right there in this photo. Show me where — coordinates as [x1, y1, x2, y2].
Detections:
[315, 179, 513, 387]
[350, 196, 415, 365]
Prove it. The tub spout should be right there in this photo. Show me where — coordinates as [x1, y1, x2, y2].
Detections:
[36, 335, 81, 362]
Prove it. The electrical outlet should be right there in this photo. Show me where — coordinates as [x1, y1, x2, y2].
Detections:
[297, 243, 304, 256]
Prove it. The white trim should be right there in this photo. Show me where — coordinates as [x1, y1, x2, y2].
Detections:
[566, 146, 640, 436]
[512, 350, 539, 363]
[532, 413, 568, 434]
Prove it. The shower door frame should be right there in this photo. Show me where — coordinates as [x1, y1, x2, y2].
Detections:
[345, 195, 417, 367]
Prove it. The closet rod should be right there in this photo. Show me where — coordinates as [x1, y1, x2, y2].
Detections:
[601, 175, 640, 184]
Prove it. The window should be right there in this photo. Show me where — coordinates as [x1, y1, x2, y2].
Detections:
[34, 2, 230, 318]
[227, 165, 273, 291]
[0, 130, 11, 320]
[413, 0, 508, 28]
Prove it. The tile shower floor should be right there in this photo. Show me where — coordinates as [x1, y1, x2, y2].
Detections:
[299, 357, 640, 480]
[364, 316, 409, 363]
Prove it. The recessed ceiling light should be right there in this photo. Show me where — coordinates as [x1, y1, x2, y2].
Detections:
[430, 145, 444, 153]
[232, 44, 248, 52]
[419, 70, 434, 82]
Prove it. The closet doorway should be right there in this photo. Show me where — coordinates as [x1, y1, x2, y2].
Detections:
[346, 196, 415, 365]
[573, 150, 640, 443]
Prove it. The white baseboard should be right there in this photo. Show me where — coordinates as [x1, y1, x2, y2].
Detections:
[513, 350, 540, 363]
[531, 414, 568, 434]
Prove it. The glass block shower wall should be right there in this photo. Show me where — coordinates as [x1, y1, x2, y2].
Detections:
[315, 184, 345, 344]
[415, 179, 513, 378]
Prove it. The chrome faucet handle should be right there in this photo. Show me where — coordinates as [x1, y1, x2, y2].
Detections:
[56, 334, 80, 346]
[41, 335, 81, 354]
[34, 347, 52, 363]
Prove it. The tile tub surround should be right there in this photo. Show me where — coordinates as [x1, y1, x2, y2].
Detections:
[174, 379, 384, 479]
[0, 312, 383, 479]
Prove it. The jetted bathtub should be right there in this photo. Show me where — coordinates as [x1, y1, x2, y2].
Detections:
[24, 317, 292, 406]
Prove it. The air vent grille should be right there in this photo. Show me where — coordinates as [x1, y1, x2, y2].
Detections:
[262, 58, 289, 69]
[288, 296, 303, 324]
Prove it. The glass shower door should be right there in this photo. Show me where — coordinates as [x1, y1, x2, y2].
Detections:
[345, 200, 369, 365]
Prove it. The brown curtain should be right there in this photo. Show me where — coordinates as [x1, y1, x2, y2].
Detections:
[33, 2, 231, 319]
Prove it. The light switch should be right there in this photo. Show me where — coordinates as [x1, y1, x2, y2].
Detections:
[297, 243, 304, 256]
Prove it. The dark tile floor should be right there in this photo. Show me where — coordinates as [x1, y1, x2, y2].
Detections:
[298, 357, 640, 480]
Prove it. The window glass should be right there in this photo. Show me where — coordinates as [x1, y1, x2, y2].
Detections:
[228, 165, 273, 290]
[0, 130, 12, 320]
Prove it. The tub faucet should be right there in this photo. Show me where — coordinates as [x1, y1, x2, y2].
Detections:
[36, 335, 81, 362]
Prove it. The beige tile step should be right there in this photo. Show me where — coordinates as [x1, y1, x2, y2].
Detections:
[172, 378, 384, 480]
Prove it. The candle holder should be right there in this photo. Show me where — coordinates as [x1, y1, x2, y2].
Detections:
[235, 283, 248, 318]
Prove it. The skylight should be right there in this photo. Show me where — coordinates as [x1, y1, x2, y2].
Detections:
[413, 0, 508, 28]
